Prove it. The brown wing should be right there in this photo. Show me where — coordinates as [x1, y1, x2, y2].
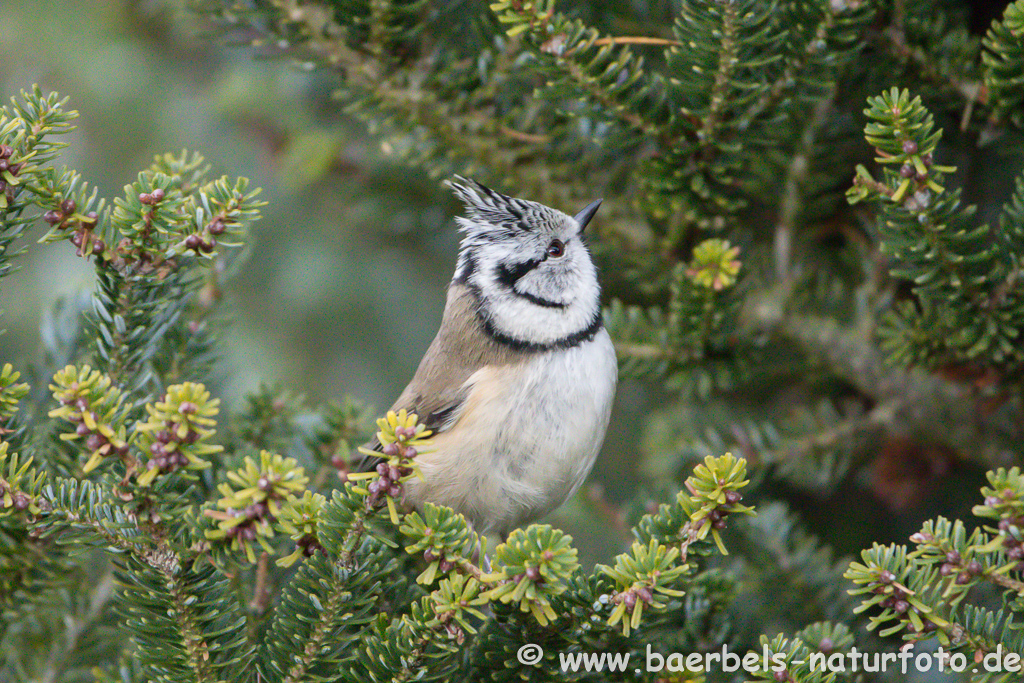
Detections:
[355, 283, 527, 471]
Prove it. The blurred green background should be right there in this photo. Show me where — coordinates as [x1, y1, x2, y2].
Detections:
[0, 0, 647, 561]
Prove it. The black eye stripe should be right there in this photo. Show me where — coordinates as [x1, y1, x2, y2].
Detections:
[496, 258, 542, 288]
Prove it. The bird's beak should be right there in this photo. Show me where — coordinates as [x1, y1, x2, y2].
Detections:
[573, 198, 602, 233]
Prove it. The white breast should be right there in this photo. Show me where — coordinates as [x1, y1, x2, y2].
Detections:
[406, 328, 617, 536]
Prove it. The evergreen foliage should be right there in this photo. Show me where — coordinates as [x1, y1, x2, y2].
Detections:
[4, 0, 1024, 681]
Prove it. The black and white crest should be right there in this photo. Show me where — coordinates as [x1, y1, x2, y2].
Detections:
[446, 177, 566, 244]
[445, 177, 604, 351]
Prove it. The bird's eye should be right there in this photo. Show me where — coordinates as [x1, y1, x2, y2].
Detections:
[547, 239, 565, 258]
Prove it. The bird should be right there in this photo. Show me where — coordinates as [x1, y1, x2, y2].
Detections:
[364, 177, 618, 539]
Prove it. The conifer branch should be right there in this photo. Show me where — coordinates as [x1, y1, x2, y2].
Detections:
[39, 568, 115, 683]
[165, 568, 217, 683]
[282, 567, 350, 683]
[747, 302, 1023, 464]
[775, 93, 835, 279]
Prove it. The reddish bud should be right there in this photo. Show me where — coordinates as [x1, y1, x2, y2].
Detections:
[151, 188, 165, 201]
[902, 140, 918, 155]
[43, 210, 63, 225]
[61, 198, 76, 214]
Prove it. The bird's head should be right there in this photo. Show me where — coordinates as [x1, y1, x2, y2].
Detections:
[447, 177, 603, 350]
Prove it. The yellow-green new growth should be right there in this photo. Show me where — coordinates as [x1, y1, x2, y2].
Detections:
[0, 442, 46, 517]
[218, 450, 309, 514]
[429, 573, 489, 639]
[368, 408, 434, 451]
[483, 525, 578, 627]
[277, 490, 327, 567]
[681, 453, 755, 555]
[351, 408, 431, 524]
[845, 543, 949, 640]
[600, 538, 688, 637]
[687, 239, 742, 291]
[133, 382, 222, 486]
[973, 466, 1024, 522]
[489, 0, 555, 37]
[401, 502, 479, 585]
[0, 364, 29, 425]
[206, 450, 310, 563]
[48, 365, 128, 473]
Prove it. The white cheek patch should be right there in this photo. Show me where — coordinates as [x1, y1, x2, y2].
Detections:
[470, 254, 602, 348]
[451, 202, 603, 350]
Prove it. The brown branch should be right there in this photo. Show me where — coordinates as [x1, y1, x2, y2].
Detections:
[589, 36, 682, 48]
[497, 126, 550, 144]
[249, 551, 272, 614]
[986, 571, 1024, 594]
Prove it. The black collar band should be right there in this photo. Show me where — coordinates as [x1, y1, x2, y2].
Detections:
[479, 309, 603, 352]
